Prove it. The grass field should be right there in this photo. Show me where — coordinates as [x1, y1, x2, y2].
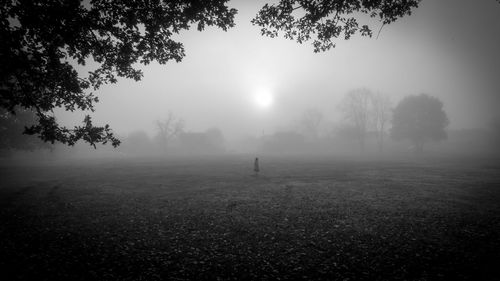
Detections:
[1, 155, 500, 280]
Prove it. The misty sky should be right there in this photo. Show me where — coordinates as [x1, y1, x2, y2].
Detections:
[61, 0, 500, 140]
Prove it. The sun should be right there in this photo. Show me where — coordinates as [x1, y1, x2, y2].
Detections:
[254, 88, 274, 109]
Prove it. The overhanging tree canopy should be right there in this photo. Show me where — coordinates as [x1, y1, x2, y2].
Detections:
[252, 0, 421, 52]
[0, 0, 236, 147]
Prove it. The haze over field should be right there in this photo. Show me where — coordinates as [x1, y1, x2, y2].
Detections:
[51, 0, 500, 142]
[2, 2, 500, 280]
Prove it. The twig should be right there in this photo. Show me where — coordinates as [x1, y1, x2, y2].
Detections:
[376, 23, 385, 39]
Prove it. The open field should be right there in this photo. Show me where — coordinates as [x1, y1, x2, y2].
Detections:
[1, 155, 500, 280]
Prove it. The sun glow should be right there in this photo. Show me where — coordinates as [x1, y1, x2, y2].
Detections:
[254, 88, 274, 109]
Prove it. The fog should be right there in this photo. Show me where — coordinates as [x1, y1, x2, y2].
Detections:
[4, 2, 500, 279]
[11, 0, 500, 158]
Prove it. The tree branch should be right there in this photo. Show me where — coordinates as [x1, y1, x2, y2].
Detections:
[376, 22, 385, 40]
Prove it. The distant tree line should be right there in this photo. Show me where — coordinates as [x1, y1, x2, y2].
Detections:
[260, 90, 449, 155]
[117, 112, 226, 156]
[5, 93, 500, 158]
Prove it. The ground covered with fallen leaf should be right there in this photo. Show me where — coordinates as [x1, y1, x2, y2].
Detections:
[1, 155, 499, 280]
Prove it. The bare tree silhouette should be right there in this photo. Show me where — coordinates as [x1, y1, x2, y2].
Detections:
[339, 88, 372, 152]
[298, 108, 324, 141]
[155, 112, 185, 152]
[371, 92, 392, 152]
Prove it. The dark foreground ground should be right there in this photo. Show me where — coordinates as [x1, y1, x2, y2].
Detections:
[1, 155, 500, 280]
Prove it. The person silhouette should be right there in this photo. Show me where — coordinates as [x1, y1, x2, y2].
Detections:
[254, 157, 260, 176]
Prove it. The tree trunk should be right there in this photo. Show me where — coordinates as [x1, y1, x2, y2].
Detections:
[413, 140, 424, 154]
[357, 129, 366, 153]
[378, 132, 384, 153]
[359, 136, 365, 152]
